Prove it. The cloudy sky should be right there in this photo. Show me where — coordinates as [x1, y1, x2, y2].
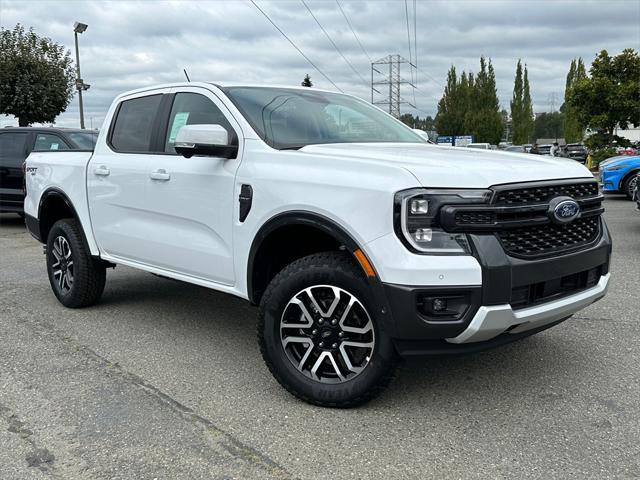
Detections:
[1, 0, 638, 129]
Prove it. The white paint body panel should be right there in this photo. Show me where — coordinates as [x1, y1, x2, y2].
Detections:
[25, 82, 598, 309]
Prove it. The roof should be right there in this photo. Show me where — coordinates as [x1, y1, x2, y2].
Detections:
[2, 126, 94, 134]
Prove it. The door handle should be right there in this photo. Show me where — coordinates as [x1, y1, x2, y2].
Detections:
[149, 169, 171, 181]
[94, 166, 110, 176]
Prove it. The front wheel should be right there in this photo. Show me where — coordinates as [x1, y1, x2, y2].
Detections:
[46, 219, 106, 308]
[258, 252, 396, 408]
[623, 174, 638, 199]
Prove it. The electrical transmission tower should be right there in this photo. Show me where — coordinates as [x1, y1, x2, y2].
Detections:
[371, 54, 415, 118]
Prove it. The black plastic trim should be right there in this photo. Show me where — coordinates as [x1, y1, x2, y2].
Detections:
[247, 211, 396, 334]
[239, 184, 253, 222]
[24, 213, 41, 242]
[383, 284, 481, 339]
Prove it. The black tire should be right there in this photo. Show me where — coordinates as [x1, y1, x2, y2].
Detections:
[258, 252, 397, 408]
[623, 174, 638, 199]
[46, 218, 106, 308]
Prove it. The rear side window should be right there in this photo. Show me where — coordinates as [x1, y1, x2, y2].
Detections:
[33, 133, 71, 151]
[110, 94, 162, 152]
[0, 132, 29, 165]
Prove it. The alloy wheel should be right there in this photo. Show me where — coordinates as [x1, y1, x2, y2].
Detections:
[51, 235, 74, 293]
[280, 285, 375, 384]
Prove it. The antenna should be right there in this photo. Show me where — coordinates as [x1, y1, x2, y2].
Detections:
[183, 69, 191, 82]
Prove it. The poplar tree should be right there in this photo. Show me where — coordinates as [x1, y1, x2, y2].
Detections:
[511, 60, 534, 144]
[563, 58, 587, 142]
[464, 57, 502, 144]
[510, 60, 525, 144]
[522, 65, 534, 142]
[435, 66, 466, 136]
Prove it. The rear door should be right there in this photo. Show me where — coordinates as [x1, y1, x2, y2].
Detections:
[137, 87, 243, 284]
[87, 89, 167, 262]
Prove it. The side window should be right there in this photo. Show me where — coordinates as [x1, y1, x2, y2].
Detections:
[0, 132, 29, 165]
[33, 133, 71, 151]
[164, 93, 234, 154]
[110, 94, 162, 152]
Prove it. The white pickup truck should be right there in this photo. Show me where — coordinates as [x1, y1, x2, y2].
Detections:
[24, 83, 611, 407]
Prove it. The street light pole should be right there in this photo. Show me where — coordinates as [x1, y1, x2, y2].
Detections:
[73, 22, 89, 129]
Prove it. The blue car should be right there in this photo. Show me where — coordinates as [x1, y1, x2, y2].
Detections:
[599, 155, 640, 199]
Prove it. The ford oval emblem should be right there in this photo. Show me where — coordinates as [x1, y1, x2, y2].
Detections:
[549, 198, 581, 224]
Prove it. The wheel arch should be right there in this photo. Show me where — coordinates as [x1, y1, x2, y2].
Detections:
[38, 188, 82, 243]
[247, 211, 379, 305]
[620, 168, 640, 191]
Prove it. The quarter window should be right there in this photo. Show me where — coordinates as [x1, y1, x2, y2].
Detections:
[164, 93, 233, 154]
[110, 94, 162, 152]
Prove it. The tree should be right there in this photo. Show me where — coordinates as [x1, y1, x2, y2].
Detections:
[301, 74, 313, 87]
[399, 113, 435, 131]
[533, 112, 564, 141]
[563, 58, 587, 142]
[464, 56, 503, 144]
[522, 65, 534, 142]
[435, 66, 466, 137]
[510, 60, 525, 143]
[504, 61, 535, 144]
[568, 48, 640, 145]
[0, 24, 75, 126]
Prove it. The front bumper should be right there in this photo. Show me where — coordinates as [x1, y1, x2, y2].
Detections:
[377, 219, 611, 355]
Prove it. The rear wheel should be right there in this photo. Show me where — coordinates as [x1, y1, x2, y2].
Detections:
[258, 252, 396, 408]
[46, 219, 106, 308]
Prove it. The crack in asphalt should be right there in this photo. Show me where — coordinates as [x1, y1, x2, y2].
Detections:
[3, 297, 295, 480]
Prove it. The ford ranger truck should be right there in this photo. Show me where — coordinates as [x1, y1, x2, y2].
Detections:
[23, 83, 611, 407]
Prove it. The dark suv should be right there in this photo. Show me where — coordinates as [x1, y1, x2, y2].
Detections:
[0, 127, 97, 216]
[565, 143, 588, 163]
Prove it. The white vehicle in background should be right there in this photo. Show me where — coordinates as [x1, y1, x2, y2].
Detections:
[466, 142, 492, 150]
[24, 82, 611, 407]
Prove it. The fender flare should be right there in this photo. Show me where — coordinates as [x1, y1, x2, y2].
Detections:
[246, 211, 396, 334]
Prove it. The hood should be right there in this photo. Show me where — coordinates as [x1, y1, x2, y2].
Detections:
[600, 155, 640, 170]
[300, 143, 594, 188]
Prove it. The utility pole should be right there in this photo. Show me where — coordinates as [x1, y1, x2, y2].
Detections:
[73, 22, 90, 129]
[371, 54, 415, 118]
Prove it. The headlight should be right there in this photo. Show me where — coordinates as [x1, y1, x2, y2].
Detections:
[394, 188, 492, 254]
[604, 165, 627, 171]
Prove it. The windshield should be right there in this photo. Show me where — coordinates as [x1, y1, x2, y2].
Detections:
[222, 87, 423, 149]
[67, 131, 98, 149]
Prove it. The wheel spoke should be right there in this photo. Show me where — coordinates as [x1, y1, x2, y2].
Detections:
[282, 298, 315, 329]
[304, 286, 341, 318]
[339, 297, 373, 334]
[297, 343, 314, 370]
[339, 341, 374, 374]
[58, 271, 64, 288]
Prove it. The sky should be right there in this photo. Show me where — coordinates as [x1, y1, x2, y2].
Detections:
[1, 0, 639, 129]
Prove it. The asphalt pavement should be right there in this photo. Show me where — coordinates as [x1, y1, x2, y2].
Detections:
[1, 196, 639, 479]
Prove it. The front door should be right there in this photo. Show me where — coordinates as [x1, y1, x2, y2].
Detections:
[139, 87, 242, 285]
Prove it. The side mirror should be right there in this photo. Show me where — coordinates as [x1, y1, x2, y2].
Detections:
[174, 124, 238, 159]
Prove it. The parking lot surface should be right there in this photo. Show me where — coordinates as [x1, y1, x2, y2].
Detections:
[1, 196, 639, 479]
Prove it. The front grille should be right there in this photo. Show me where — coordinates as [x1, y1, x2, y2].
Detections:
[497, 215, 599, 257]
[494, 182, 598, 205]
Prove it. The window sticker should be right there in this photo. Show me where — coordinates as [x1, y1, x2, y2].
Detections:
[50, 143, 59, 150]
[168, 112, 190, 143]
